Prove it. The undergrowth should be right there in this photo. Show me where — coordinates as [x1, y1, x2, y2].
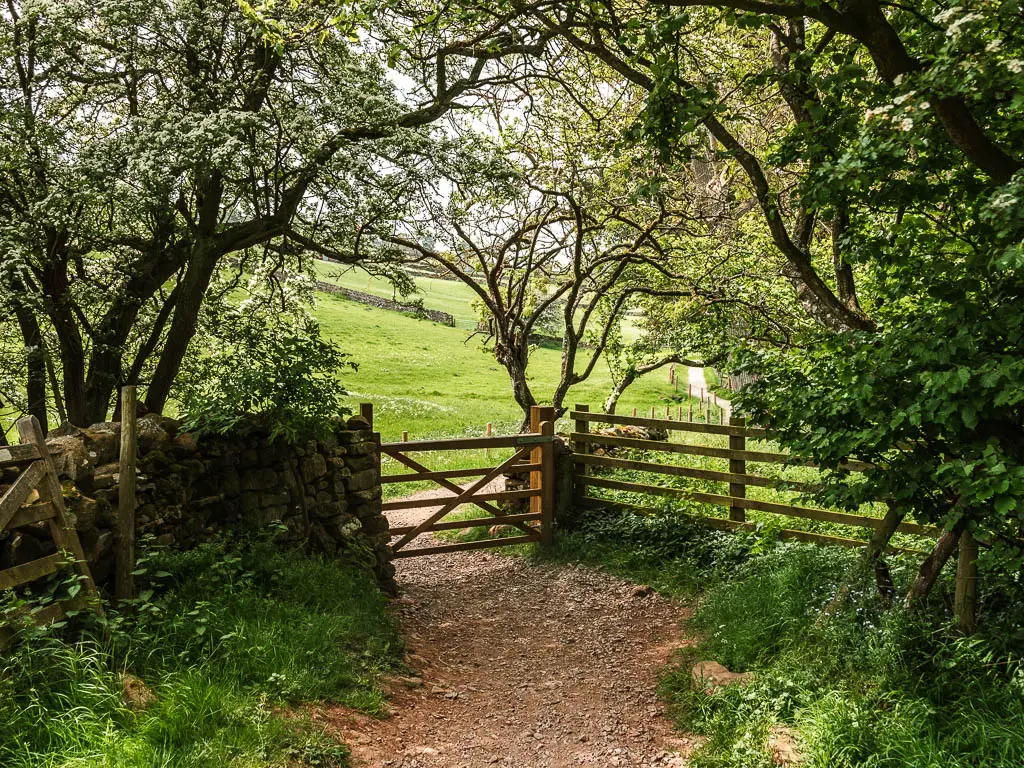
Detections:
[551, 508, 1024, 767]
[0, 534, 401, 767]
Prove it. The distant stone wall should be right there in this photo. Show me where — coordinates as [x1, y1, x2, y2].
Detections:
[0, 414, 395, 594]
[316, 281, 456, 327]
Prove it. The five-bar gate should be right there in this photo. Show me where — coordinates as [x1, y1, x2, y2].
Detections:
[382, 406, 556, 558]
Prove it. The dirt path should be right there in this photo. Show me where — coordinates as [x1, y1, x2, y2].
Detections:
[685, 367, 730, 419]
[321, 487, 697, 767]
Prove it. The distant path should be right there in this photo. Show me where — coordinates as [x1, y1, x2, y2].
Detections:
[321, 488, 696, 767]
[687, 366, 730, 419]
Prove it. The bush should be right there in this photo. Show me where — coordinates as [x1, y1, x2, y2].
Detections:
[177, 311, 354, 442]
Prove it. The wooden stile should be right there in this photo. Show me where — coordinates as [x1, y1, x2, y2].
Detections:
[1, 416, 102, 641]
[0, 443, 41, 468]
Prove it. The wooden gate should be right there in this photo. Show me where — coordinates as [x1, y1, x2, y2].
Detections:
[382, 406, 556, 558]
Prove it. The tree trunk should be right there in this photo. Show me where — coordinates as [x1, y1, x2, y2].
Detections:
[906, 517, 969, 607]
[603, 370, 637, 414]
[604, 355, 698, 415]
[144, 245, 219, 414]
[83, 252, 183, 423]
[823, 502, 905, 616]
[12, 294, 48, 435]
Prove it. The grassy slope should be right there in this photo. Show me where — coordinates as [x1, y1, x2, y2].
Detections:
[315, 290, 680, 442]
[314, 262, 483, 330]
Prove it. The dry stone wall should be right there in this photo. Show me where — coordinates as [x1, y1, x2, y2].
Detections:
[315, 281, 456, 326]
[0, 414, 395, 594]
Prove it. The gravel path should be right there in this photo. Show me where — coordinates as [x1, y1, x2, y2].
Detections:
[317, 487, 698, 767]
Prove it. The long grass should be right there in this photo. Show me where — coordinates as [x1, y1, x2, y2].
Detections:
[0, 536, 401, 767]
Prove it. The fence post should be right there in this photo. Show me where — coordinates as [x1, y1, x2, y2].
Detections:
[729, 415, 746, 523]
[530, 406, 556, 543]
[572, 403, 590, 507]
[116, 385, 138, 602]
[955, 530, 979, 635]
[540, 419, 555, 546]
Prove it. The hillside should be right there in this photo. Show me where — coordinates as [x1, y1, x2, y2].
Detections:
[311, 290, 681, 442]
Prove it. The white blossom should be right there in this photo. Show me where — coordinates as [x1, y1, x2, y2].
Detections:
[1006, 60, 1024, 74]
[946, 12, 983, 40]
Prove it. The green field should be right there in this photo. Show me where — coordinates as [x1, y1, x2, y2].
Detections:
[315, 290, 682, 442]
[314, 261, 483, 330]
[314, 261, 645, 341]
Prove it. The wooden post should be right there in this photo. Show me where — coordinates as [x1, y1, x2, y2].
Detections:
[572, 404, 590, 506]
[650, 405, 655, 419]
[688, 404, 693, 422]
[700, 387, 704, 407]
[530, 406, 556, 543]
[666, 405, 671, 419]
[677, 405, 683, 420]
[688, 383, 692, 400]
[402, 430, 408, 442]
[116, 386, 138, 602]
[540, 418, 555, 546]
[955, 530, 979, 635]
[486, 422, 492, 437]
[705, 407, 710, 423]
[359, 402, 374, 429]
[729, 415, 746, 523]
[632, 407, 637, 417]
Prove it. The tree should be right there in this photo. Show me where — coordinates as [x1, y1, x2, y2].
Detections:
[442, 0, 1024, 603]
[0, 0, 550, 432]
[363, 78, 705, 426]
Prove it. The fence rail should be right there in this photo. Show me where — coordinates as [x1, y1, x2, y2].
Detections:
[570, 405, 937, 550]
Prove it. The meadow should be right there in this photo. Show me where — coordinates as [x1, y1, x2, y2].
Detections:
[313, 287, 679, 442]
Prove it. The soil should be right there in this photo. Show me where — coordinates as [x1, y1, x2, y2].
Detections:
[313, 486, 699, 767]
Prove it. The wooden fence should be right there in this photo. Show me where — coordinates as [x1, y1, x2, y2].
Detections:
[569, 405, 940, 550]
[0, 416, 101, 642]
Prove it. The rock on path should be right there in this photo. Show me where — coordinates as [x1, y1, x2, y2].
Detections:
[316, 489, 697, 767]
